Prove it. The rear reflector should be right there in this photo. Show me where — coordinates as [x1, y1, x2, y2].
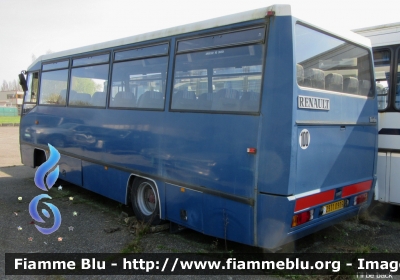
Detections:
[292, 209, 314, 227]
[295, 190, 335, 212]
[294, 180, 372, 214]
[342, 180, 372, 197]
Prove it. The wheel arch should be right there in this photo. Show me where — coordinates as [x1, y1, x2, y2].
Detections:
[33, 147, 47, 168]
[125, 174, 163, 219]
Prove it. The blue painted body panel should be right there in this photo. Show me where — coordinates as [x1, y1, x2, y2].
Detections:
[59, 154, 82, 187]
[295, 125, 376, 194]
[21, 106, 259, 197]
[256, 16, 295, 195]
[165, 184, 204, 231]
[19, 15, 377, 249]
[202, 193, 253, 246]
[162, 113, 258, 197]
[82, 162, 129, 203]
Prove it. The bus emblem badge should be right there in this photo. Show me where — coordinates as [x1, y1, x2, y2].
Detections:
[298, 95, 330, 110]
[299, 129, 310, 149]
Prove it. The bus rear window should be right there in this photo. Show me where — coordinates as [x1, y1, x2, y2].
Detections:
[295, 24, 373, 97]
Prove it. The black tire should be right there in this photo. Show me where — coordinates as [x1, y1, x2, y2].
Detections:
[130, 178, 161, 225]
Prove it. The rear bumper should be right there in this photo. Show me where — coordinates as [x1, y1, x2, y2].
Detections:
[256, 180, 374, 249]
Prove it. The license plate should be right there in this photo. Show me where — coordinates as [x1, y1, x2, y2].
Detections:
[322, 200, 344, 215]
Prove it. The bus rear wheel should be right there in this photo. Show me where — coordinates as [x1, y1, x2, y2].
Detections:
[130, 178, 161, 225]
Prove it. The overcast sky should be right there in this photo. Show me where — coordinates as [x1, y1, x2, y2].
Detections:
[0, 0, 399, 83]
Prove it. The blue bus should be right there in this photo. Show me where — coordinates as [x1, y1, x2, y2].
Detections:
[19, 4, 377, 250]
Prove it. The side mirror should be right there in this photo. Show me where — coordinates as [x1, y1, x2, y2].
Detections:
[18, 71, 28, 92]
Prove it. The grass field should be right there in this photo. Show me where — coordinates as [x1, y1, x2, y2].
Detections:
[0, 116, 20, 124]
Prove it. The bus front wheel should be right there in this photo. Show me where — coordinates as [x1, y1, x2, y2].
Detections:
[130, 178, 161, 225]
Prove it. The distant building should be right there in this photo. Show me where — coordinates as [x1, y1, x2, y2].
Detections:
[0, 90, 24, 115]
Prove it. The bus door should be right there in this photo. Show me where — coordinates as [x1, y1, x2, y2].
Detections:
[374, 48, 400, 204]
[21, 72, 39, 115]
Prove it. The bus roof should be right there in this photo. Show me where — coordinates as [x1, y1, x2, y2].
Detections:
[28, 4, 371, 70]
[353, 22, 400, 47]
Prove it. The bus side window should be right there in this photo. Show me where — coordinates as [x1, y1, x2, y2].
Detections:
[396, 49, 400, 110]
[373, 50, 391, 110]
[110, 56, 168, 110]
[172, 43, 263, 113]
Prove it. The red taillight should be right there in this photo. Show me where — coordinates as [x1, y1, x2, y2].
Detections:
[292, 210, 314, 227]
[354, 193, 368, 205]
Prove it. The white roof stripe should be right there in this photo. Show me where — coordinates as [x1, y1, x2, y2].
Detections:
[28, 4, 372, 70]
[293, 18, 372, 49]
[353, 22, 400, 47]
[29, 4, 290, 69]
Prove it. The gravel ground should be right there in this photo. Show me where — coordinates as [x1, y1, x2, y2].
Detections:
[2, 126, 400, 280]
[0, 126, 22, 167]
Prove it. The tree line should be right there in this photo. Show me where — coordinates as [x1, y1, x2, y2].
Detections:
[0, 51, 53, 92]
[1, 79, 22, 91]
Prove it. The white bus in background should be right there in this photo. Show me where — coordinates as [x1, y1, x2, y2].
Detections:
[354, 23, 400, 205]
